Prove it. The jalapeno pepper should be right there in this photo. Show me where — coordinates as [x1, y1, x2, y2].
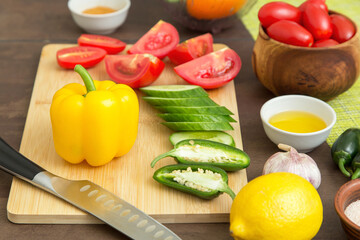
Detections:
[351, 152, 360, 179]
[150, 139, 250, 171]
[153, 164, 236, 200]
[331, 128, 360, 177]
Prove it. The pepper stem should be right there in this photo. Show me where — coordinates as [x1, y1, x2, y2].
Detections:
[150, 150, 176, 168]
[338, 158, 351, 177]
[74, 64, 96, 94]
[352, 168, 360, 180]
[224, 186, 236, 200]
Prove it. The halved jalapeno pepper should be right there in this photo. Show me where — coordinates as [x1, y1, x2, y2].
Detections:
[150, 139, 250, 171]
[153, 164, 236, 200]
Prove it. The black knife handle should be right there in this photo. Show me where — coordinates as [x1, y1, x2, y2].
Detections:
[0, 137, 44, 180]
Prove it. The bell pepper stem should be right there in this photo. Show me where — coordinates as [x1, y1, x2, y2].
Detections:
[338, 158, 351, 177]
[74, 64, 96, 94]
[150, 150, 176, 168]
[352, 168, 360, 180]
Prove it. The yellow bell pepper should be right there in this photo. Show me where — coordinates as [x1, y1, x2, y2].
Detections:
[50, 65, 139, 166]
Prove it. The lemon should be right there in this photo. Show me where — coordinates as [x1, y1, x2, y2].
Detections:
[230, 172, 323, 240]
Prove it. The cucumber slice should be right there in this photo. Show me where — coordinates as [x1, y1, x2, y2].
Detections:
[139, 85, 208, 98]
[169, 131, 236, 146]
[143, 96, 218, 106]
[162, 122, 234, 131]
[155, 106, 234, 115]
[158, 113, 236, 122]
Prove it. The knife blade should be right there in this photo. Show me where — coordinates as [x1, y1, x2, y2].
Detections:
[0, 138, 182, 240]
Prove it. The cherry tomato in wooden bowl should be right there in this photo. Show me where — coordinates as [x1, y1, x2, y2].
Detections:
[77, 34, 126, 54]
[330, 14, 356, 43]
[302, 3, 332, 40]
[105, 54, 165, 88]
[174, 47, 241, 89]
[267, 20, 314, 47]
[56, 46, 106, 69]
[168, 33, 213, 65]
[299, 0, 328, 13]
[313, 39, 339, 47]
[127, 20, 179, 59]
[258, 1, 301, 28]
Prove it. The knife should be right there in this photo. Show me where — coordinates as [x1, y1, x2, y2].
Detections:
[0, 138, 181, 240]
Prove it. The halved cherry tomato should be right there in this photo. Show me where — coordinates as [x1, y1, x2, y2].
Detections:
[299, 0, 328, 13]
[174, 48, 241, 89]
[56, 46, 106, 69]
[267, 20, 314, 47]
[313, 39, 339, 47]
[330, 14, 356, 43]
[302, 4, 332, 40]
[105, 54, 165, 88]
[78, 34, 126, 54]
[127, 20, 179, 59]
[167, 33, 213, 65]
[258, 2, 301, 28]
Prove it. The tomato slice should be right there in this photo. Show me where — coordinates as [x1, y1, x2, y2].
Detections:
[105, 54, 165, 88]
[127, 20, 179, 59]
[77, 34, 126, 54]
[168, 33, 214, 65]
[56, 46, 106, 69]
[174, 48, 241, 89]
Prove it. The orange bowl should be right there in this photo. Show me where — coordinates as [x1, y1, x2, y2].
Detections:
[334, 179, 360, 239]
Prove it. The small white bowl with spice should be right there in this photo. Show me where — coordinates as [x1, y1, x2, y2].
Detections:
[68, 0, 131, 34]
[260, 94, 336, 153]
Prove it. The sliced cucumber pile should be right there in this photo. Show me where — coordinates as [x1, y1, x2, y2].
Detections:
[140, 85, 208, 98]
[140, 85, 235, 131]
[169, 131, 236, 146]
[158, 113, 236, 122]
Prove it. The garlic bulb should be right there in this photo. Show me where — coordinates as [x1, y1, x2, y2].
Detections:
[262, 144, 321, 189]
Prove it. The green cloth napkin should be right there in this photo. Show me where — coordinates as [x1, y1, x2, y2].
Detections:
[239, 0, 360, 146]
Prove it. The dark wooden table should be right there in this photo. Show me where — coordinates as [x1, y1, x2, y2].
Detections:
[0, 0, 349, 239]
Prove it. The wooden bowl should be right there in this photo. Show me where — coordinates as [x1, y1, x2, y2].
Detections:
[252, 11, 360, 101]
[334, 179, 360, 239]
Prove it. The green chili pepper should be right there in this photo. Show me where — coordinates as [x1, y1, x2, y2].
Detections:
[153, 164, 236, 200]
[351, 152, 360, 179]
[331, 128, 360, 177]
[150, 139, 250, 171]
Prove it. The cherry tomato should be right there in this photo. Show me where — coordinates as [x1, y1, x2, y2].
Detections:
[258, 1, 301, 28]
[128, 20, 179, 59]
[167, 33, 213, 65]
[330, 14, 356, 43]
[56, 46, 106, 69]
[267, 20, 314, 47]
[174, 48, 241, 89]
[299, 0, 328, 13]
[313, 39, 339, 47]
[105, 54, 165, 88]
[77, 34, 126, 54]
[302, 4, 332, 40]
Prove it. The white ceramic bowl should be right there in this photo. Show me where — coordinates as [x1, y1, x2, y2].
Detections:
[260, 95, 336, 153]
[68, 0, 131, 34]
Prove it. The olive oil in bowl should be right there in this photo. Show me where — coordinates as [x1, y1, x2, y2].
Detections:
[269, 111, 327, 133]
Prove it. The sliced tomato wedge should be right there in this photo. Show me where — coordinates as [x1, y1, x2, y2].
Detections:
[127, 20, 179, 59]
[174, 48, 241, 89]
[168, 33, 214, 65]
[77, 34, 126, 54]
[105, 54, 165, 88]
[56, 46, 106, 69]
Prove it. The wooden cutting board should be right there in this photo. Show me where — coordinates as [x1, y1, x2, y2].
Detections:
[7, 43, 247, 224]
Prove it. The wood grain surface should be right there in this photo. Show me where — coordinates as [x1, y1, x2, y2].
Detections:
[0, 0, 351, 239]
[6, 43, 247, 224]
